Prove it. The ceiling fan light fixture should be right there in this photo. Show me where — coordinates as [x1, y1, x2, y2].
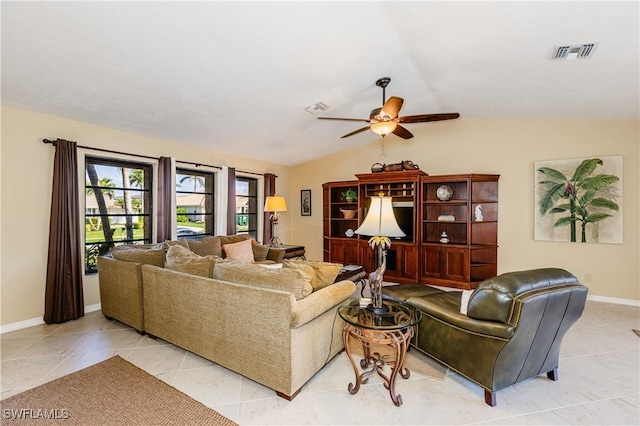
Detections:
[370, 121, 397, 137]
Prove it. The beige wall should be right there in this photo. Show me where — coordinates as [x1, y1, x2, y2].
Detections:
[291, 118, 639, 302]
[2, 107, 637, 327]
[1, 106, 291, 326]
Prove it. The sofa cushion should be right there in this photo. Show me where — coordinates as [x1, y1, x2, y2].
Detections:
[165, 245, 219, 278]
[283, 260, 342, 292]
[222, 239, 255, 263]
[186, 236, 222, 257]
[251, 243, 270, 262]
[110, 244, 166, 267]
[163, 238, 190, 249]
[212, 261, 313, 300]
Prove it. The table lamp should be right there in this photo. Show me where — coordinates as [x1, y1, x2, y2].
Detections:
[264, 195, 287, 247]
[355, 192, 405, 314]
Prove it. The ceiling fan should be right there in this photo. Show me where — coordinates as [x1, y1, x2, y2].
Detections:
[318, 77, 460, 139]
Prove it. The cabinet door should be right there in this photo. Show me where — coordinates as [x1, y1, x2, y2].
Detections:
[420, 246, 469, 283]
[330, 239, 360, 265]
[442, 247, 469, 282]
[421, 246, 444, 280]
[396, 245, 418, 280]
[360, 242, 377, 274]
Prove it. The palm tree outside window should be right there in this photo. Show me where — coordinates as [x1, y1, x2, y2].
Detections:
[85, 157, 152, 273]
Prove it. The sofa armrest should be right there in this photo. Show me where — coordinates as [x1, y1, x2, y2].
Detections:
[290, 280, 356, 329]
[267, 247, 285, 263]
[97, 256, 145, 332]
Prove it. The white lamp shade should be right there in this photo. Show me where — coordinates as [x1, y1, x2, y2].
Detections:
[264, 196, 288, 212]
[355, 196, 406, 237]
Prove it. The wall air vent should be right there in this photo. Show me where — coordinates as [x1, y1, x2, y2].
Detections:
[553, 43, 598, 60]
[305, 102, 328, 115]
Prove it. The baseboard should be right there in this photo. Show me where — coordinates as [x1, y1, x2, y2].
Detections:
[0, 303, 102, 334]
[587, 294, 640, 307]
[0, 317, 45, 334]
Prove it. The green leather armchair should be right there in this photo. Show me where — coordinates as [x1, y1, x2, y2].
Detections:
[384, 268, 588, 406]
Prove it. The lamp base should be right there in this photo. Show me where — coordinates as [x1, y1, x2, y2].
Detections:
[366, 303, 390, 315]
[266, 236, 284, 248]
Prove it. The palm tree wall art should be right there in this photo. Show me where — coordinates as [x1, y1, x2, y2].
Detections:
[535, 156, 623, 244]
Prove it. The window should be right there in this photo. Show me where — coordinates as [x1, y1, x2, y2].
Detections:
[176, 169, 215, 238]
[236, 176, 258, 240]
[85, 157, 152, 274]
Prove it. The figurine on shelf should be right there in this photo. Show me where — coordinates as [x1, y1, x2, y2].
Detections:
[440, 231, 449, 244]
[475, 205, 484, 222]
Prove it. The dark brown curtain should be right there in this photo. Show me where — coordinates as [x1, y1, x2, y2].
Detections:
[226, 168, 236, 235]
[263, 173, 276, 243]
[44, 139, 84, 324]
[156, 156, 174, 242]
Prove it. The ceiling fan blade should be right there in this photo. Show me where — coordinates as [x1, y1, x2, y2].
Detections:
[317, 117, 371, 123]
[392, 125, 414, 139]
[398, 113, 460, 124]
[380, 96, 404, 119]
[341, 125, 371, 138]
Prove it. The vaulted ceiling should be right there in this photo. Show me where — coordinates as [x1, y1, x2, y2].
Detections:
[2, 2, 638, 166]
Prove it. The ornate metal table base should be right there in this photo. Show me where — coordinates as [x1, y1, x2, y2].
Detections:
[343, 323, 413, 406]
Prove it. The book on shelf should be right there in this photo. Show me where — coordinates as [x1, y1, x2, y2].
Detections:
[438, 214, 456, 221]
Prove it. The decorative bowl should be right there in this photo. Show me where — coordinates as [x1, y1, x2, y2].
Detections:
[340, 209, 357, 219]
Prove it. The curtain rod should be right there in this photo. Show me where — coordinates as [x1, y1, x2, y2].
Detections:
[42, 139, 274, 177]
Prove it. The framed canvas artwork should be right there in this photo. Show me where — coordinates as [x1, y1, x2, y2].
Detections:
[534, 155, 623, 244]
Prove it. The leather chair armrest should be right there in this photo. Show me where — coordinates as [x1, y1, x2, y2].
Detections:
[408, 295, 515, 339]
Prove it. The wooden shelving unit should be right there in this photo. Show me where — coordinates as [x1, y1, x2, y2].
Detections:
[420, 174, 499, 289]
[323, 172, 499, 289]
[356, 170, 426, 283]
[322, 180, 360, 264]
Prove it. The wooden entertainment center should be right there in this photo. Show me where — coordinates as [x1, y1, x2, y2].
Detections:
[322, 171, 499, 289]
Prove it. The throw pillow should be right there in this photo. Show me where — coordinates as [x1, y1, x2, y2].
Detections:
[459, 290, 474, 316]
[165, 245, 219, 278]
[283, 259, 343, 291]
[219, 234, 251, 248]
[222, 239, 254, 263]
[251, 243, 270, 262]
[212, 261, 313, 300]
[110, 244, 166, 267]
[186, 236, 222, 257]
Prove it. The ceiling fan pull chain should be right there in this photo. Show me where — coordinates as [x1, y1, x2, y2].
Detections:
[380, 138, 386, 157]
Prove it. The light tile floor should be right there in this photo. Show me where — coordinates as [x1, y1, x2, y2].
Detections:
[1, 300, 638, 425]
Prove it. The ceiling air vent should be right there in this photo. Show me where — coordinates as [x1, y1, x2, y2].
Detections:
[305, 102, 328, 115]
[553, 43, 598, 60]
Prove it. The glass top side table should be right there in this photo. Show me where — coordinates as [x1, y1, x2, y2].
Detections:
[338, 299, 422, 406]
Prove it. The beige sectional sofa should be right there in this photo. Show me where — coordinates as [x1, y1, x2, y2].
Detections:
[97, 235, 356, 399]
[98, 234, 285, 333]
[142, 264, 355, 399]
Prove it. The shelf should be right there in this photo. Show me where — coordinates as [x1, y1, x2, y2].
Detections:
[423, 220, 467, 224]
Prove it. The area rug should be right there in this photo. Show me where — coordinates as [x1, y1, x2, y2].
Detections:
[346, 335, 448, 381]
[0, 356, 238, 426]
